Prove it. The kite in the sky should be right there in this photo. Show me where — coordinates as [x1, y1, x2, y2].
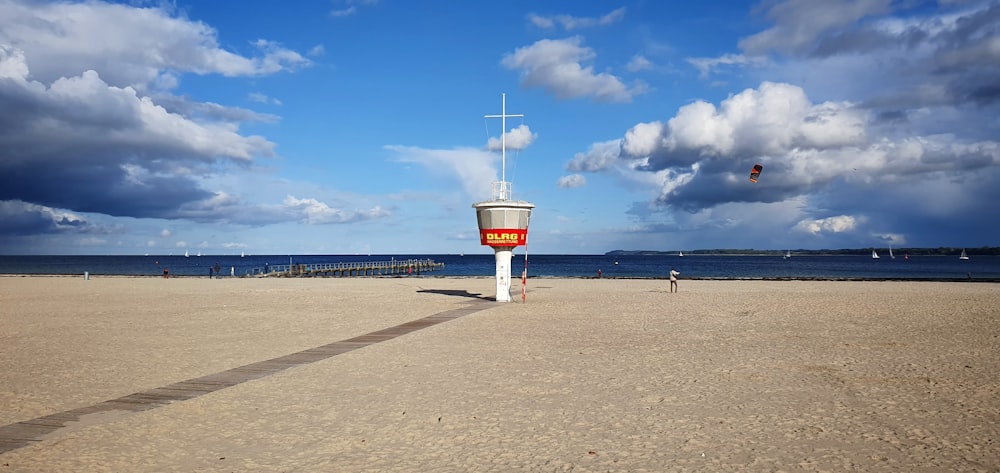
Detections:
[749, 163, 763, 183]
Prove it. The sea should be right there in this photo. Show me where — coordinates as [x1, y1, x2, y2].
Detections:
[0, 253, 998, 281]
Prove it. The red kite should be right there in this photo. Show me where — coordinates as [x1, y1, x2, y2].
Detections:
[749, 163, 763, 183]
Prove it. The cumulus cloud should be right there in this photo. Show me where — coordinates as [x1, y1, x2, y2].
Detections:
[0, 45, 275, 219]
[487, 125, 537, 152]
[565, 80, 1000, 235]
[557, 174, 586, 188]
[793, 215, 859, 234]
[571, 82, 869, 182]
[501, 37, 646, 103]
[282, 196, 390, 224]
[527, 8, 626, 31]
[0, 0, 311, 91]
[0, 0, 333, 240]
[567, 140, 625, 173]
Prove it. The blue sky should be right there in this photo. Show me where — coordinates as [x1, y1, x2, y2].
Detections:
[1, 0, 997, 255]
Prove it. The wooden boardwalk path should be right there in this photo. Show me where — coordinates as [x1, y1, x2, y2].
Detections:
[259, 258, 444, 277]
[0, 300, 492, 454]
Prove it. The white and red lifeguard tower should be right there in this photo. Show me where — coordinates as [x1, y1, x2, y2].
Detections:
[473, 93, 534, 302]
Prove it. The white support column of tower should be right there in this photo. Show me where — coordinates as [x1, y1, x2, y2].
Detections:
[473, 93, 535, 302]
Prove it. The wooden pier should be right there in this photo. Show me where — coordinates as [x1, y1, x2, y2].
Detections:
[258, 259, 444, 278]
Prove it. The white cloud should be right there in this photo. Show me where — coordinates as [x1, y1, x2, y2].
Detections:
[622, 121, 665, 157]
[308, 45, 326, 57]
[330, 0, 378, 18]
[626, 55, 653, 72]
[0, 0, 311, 91]
[0, 51, 274, 160]
[487, 124, 537, 152]
[527, 8, 626, 31]
[686, 53, 768, 78]
[566, 140, 623, 173]
[569, 82, 868, 176]
[330, 7, 357, 17]
[557, 174, 586, 188]
[282, 196, 390, 224]
[501, 37, 645, 103]
[248, 92, 282, 105]
[660, 82, 867, 158]
[793, 215, 859, 234]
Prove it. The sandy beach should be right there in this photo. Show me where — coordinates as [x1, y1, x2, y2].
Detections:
[0, 275, 997, 472]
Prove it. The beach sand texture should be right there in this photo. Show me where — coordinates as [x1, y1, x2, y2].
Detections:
[0, 276, 998, 472]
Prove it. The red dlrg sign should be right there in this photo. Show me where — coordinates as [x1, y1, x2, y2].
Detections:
[480, 229, 528, 247]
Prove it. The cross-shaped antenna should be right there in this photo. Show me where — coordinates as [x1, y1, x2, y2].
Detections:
[484, 93, 523, 201]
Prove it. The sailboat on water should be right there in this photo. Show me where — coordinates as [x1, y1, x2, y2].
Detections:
[184, 250, 189, 258]
[889, 245, 895, 259]
[872, 249, 880, 259]
[784, 250, 791, 259]
[960, 249, 969, 260]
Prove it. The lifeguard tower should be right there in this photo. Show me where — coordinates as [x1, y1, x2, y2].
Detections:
[473, 94, 534, 302]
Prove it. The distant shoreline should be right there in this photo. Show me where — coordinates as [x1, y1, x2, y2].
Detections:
[606, 247, 1000, 256]
[2, 274, 996, 283]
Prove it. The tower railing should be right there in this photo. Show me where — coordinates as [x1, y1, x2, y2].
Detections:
[492, 181, 512, 201]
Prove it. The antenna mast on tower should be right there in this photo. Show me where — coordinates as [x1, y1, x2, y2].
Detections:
[484, 93, 523, 201]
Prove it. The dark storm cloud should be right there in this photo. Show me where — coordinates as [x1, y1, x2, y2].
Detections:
[0, 200, 115, 236]
[0, 161, 212, 218]
[0, 45, 276, 222]
[561, 0, 1000, 250]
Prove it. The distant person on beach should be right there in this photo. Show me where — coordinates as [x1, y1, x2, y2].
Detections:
[597, 269, 602, 278]
[208, 266, 213, 278]
[163, 268, 169, 278]
[669, 268, 680, 293]
[214, 263, 221, 278]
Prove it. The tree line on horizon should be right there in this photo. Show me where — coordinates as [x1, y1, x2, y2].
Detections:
[606, 247, 1000, 256]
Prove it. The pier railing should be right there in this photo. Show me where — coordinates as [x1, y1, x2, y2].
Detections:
[256, 258, 443, 277]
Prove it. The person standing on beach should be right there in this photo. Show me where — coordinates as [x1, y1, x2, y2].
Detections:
[669, 267, 680, 293]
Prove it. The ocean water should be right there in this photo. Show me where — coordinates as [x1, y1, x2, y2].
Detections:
[0, 253, 998, 280]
